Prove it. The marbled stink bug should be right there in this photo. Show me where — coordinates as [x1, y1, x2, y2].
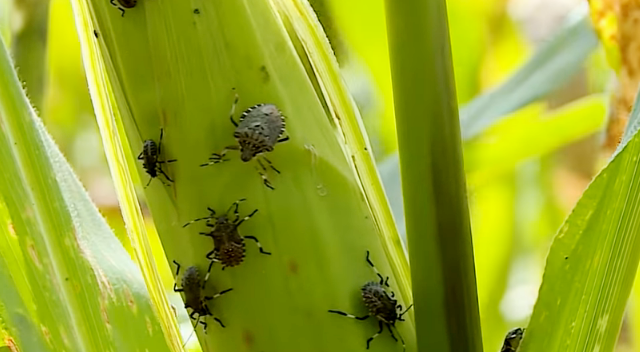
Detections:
[110, 0, 136, 17]
[201, 92, 289, 190]
[182, 199, 271, 269]
[501, 327, 524, 352]
[328, 251, 413, 351]
[172, 260, 232, 331]
[137, 128, 176, 187]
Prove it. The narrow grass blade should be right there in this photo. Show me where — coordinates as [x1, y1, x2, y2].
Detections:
[460, 5, 598, 140]
[0, 35, 171, 351]
[384, 0, 482, 352]
[519, 89, 640, 352]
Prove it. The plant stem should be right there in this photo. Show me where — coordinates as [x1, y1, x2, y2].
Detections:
[383, 0, 483, 351]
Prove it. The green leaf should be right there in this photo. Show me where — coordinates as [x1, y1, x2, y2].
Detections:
[0, 33, 171, 352]
[73, 0, 412, 351]
[519, 85, 640, 352]
[460, 6, 599, 140]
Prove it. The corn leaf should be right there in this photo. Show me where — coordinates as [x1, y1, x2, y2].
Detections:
[0, 35, 171, 352]
[73, 0, 413, 351]
[519, 83, 640, 352]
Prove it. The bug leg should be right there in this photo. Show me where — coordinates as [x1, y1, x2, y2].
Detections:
[183, 215, 213, 228]
[390, 325, 406, 352]
[365, 321, 384, 349]
[200, 147, 234, 166]
[226, 198, 247, 221]
[257, 169, 275, 190]
[137, 151, 143, 160]
[172, 260, 181, 275]
[328, 310, 370, 320]
[213, 317, 225, 328]
[365, 250, 389, 286]
[201, 261, 216, 288]
[205, 250, 218, 260]
[200, 320, 209, 333]
[173, 283, 183, 292]
[229, 92, 239, 127]
[235, 209, 258, 227]
[189, 311, 197, 320]
[209, 288, 233, 299]
[386, 324, 398, 342]
[277, 136, 290, 143]
[157, 165, 174, 183]
[157, 128, 164, 155]
[119, 7, 125, 16]
[145, 177, 153, 188]
[262, 157, 281, 174]
[243, 236, 271, 255]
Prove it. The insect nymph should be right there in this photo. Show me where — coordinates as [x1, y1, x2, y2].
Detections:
[172, 261, 232, 331]
[183, 199, 271, 269]
[201, 92, 289, 190]
[501, 327, 524, 352]
[110, 0, 136, 17]
[137, 128, 176, 187]
[329, 251, 413, 351]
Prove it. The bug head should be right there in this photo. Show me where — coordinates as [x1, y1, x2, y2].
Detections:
[505, 327, 524, 341]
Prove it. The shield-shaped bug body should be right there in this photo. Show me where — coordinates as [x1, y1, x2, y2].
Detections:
[137, 128, 176, 187]
[110, 0, 136, 16]
[183, 199, 271, 269]
[329, 251, 413, 351]
[172, 261, 232, 331]
[201, 92, 289, 190]
[501, 328, 524, 352]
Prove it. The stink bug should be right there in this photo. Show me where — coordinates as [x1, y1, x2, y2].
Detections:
[501, 328, 524, 352]
[138, 128, 177, 187]
[182, 199, 271, 269]
[172, 260, 232, 331]
[329, 251, 413, 351]
[110, 0, 136, 16]
[201, 92, 289, 190]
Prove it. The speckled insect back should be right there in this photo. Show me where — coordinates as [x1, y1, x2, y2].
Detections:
[182, 199, 271, 269]
[110, 0, 136, 16]
[201, 92, 289, 190]
[328, 251, 413, 351]
[500, 328, 524, 352]
[137, 128, 176, 187]
[172, 261, 232, 332]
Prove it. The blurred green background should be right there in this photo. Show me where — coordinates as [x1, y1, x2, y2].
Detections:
[3, 0, 632, 350]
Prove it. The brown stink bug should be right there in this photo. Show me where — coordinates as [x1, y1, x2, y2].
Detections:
[501, 328, 524, 352]
[201, 91, 289, 190]
[110, 0, 136, 16]
[172, 260, 232, 332]
[329, 251, 413, 351]
[137, 128, 177, 187]
[182, 199, 271, 269]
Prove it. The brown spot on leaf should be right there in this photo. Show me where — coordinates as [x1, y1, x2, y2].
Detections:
[242, 330, 255, 348]
[4, 336, 19, 352]
[288, 260, 299, 275]
[27, 243, 42, 269]
[40, 325, 52, 345]
[123, 287, 137, 314]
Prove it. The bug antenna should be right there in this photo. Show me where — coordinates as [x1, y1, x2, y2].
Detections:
[398, 304, 413, 319]
[182, 315, 200, 348]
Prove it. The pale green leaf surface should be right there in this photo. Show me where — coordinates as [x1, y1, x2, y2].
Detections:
[0, 35, 170, 352]
[519, 89, 640, 352]
[75, 0, 413, 351]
